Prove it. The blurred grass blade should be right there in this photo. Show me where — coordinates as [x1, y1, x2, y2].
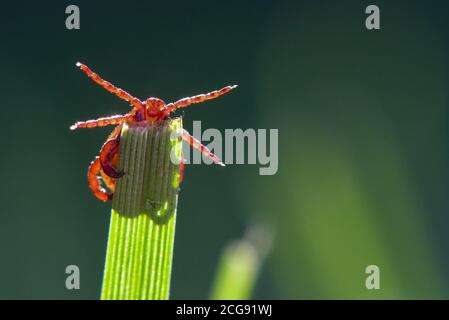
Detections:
[210, 224, 273, 300]
[101, 119, 182, 300]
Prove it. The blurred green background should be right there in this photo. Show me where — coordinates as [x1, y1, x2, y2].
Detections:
[0, 0, 448, 299]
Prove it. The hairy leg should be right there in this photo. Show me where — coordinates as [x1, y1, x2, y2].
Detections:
[76, 62, 144, 109]
[181, 129, 225, 166]
[163, 85, 237, 115]
[70, 114, 134, 130]
[179, 158, 185, 184]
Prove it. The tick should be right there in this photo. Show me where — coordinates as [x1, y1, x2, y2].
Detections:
[70, 62, 237, 202]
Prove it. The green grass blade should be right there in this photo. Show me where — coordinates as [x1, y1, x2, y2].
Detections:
[210, 225, 273, 300]
[101, 118, 182, 300]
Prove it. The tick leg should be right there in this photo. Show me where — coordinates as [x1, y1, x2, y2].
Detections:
[88, 157, 113, 202]
[179, 157, 185, 184]
[76, 62, 144, 110]
[106, 124, 123, 141]
[70, 114, 134, 130]
[181, 129, 225, 166]
[100, 136, 124, 178]
[163, 85, 238, 114]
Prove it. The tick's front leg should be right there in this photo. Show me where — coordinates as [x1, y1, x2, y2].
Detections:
[76, 62, 144, 110]
[163, 85, 238, 115]
[70, 114, 134, 130]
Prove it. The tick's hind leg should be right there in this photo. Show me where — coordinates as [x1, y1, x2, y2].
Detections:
[181, 129, 225, 166]
[179, 158, 185, 184]
[88, 157, 113, 202]
[100, 136, 124, 178]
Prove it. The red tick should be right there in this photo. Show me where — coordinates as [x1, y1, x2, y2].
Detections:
[71, 62, 237, 202]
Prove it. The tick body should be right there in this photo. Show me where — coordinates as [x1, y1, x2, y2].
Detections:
[71, 62, 236, 202]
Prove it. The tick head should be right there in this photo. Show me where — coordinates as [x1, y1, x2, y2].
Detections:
[145, 97, 166, 116]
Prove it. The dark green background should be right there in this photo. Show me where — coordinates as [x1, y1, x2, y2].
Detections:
[0, 0, 448, 299]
